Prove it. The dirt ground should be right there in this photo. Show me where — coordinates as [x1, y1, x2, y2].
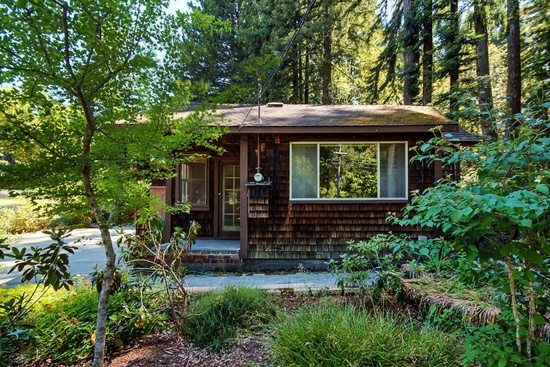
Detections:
[106, 332, 271, 367]
[104, 291, 331, 367]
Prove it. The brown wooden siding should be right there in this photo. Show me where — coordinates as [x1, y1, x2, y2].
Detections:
[245, 133, 436, 260]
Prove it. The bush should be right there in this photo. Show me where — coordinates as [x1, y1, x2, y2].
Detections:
[19, 283, 168, 364]
[185, 287, 278, 350]
[271, 302, 462, 367]
[0, 202, 52, 234]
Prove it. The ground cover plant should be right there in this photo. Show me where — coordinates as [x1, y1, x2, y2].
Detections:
[271, 301, 462, 367]
[0, 280, 169, 365]
[185, 287, 279, 350]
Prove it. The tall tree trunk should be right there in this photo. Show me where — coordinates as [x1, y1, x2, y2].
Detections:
[304, 45, 310, 104]
[298, 45, 303, 103]
[506, 0, 521, 138]
[322, 33, 332, 105]
[473, 0, 497, 140]
[448, 0, 460, 111]
[422, 0, 433, 105]
[292, 46, 300, 103]
[78, 105, 116, 367]
[404, 0, 420, 105]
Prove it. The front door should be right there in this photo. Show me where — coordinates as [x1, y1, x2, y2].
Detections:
[220, 164, 240, 236]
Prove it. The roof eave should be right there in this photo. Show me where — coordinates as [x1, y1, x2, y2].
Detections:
[228, 123, 458, 134]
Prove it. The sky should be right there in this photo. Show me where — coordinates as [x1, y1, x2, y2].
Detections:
[167, 0, 191, 14]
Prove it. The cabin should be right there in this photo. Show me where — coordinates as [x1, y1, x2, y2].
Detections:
[158, 104, 477, 269]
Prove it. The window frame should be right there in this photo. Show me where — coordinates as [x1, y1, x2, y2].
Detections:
[179, 158, 209, 211]
[289, 141, 409, 202]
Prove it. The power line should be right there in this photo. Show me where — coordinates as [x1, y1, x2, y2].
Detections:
[239, 0, 317, 128]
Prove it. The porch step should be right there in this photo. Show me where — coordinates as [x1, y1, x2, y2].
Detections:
[186, 252, 241, 265]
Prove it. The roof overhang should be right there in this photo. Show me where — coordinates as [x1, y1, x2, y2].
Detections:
[228, 123, 458, 134]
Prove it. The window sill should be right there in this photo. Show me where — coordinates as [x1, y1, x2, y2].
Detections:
[289, 199, 409, 204]
[189, 205, 210, 211]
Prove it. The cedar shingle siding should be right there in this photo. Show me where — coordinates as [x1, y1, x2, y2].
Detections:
[244, 133, 434, 260]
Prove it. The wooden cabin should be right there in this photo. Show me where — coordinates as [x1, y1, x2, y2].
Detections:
[159, 104, 477, 269]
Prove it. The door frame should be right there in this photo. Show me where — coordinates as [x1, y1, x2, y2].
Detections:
[213, 158, 240, 239]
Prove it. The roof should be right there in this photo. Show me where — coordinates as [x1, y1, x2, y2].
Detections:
[172, 104, 477, 142]
[174, 104, 454, 127]
[443, 127, 480, 144]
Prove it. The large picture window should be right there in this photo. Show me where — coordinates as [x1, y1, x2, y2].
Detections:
[290, 142, 407, 200]
[180, 159, 208, 208]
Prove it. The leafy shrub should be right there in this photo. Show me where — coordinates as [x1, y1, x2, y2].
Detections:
[271, 302, 462, 367]
[463, 317, 550, 367]
[25, 284, 168, 364]
[185, 287, 278, 350]
[0, 202, 51, 234]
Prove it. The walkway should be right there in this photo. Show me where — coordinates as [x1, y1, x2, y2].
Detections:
[0, 226, 133, 287]
[1, 229, 339, 291]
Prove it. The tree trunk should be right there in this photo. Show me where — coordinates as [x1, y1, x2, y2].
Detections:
[322, 34, 332, 105]
[292, 46, 300, 103]
[473, 0, 498, 139]
[448, 0, 460, 111]
[304, 45, 310, 104]
[505, 0, 521, 138]
[298, 44, 303, 103]
[422, 0, 433, 105]
[403, 0, 420, 105]
[78, 105, 116, 367]
[89, 177, 117, 367]
[506, 257, 523, 354]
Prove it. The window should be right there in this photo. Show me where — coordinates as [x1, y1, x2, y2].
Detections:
[180, 159, 208, 208]
[290, 142, 407, 200]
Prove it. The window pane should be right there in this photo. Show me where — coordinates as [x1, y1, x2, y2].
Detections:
[187, 162, 206, 180]
[185, 180, 207, 204]
[320, 144, 377, 198]
[291, 144, 318, 198]
[380, 143, 406, 198]
[181, 161, 207, 205]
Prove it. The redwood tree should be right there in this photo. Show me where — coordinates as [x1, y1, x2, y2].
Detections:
[506, 0, 522, 137]
[403, 0, 421, 105]
[422, 0, 434, 105]
[473, 0, 497, 139]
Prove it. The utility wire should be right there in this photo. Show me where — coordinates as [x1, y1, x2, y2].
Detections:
[239, 0, 317, 129]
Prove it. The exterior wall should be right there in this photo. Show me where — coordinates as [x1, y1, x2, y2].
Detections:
[171, 137, 241, 237]
[166, 132, 444, 261]
[244, 133, 436, 260]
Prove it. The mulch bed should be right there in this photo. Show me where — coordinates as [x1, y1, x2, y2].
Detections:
[106, 332, 271, 367]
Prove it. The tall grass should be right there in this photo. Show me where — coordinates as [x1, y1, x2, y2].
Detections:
[185, 287, 279, 350]
[271, 301, 462, 367]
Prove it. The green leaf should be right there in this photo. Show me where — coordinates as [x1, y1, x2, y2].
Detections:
[498, 357, 507, 367]
[520, 218, 533, 228]
[536, 184, 549, 195]
[450, 210, 462, 223]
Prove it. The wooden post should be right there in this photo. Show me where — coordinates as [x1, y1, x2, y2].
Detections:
[239, 134, 249, 259]
[434, 161, 442, 182]
[163, 176, 173, 243]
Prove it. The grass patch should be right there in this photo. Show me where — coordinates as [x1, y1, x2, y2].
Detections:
[271, 301, 462, 367]
[185, 287, 279, 350]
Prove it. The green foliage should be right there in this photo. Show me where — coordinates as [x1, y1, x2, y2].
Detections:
[329, 234, 404, 295]
[271, 302, 462, 367]
[4, 228, 76, 289]
[185, 287, 279, 350]
[0, 201, 53, 234]
[463, 314, 550, 367]
[390, 115, 549, 364]
[1, 282, 169, 365]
